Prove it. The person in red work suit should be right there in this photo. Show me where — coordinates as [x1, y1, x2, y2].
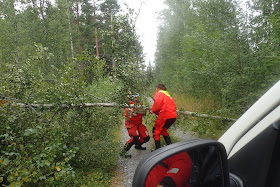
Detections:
[151, 84, 177, 149]
[121, 93, 150, 158]
[145, 151, 192, 187]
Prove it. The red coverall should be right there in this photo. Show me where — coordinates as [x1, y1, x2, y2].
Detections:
[151, 90, 177, 141]
[124, 101, 149, 145]
[145, 152, 192, 187]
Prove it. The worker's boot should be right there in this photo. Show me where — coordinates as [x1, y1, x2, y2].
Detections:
[135, 141, 146, 150]
[120, 144, 132, 158]
[120, 150, 131, 158]
[163, 136, 172, 145]
[151, 140, 161, 152]
[155, 140, 161, 149]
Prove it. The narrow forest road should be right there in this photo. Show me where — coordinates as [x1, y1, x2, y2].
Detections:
[112, 120, 154, 187]
[111, 96, 197, 186]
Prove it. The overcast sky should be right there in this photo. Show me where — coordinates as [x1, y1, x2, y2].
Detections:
[119, 0, 166, 66]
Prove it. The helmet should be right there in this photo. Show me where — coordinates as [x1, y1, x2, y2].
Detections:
[131, 93, 139, 100]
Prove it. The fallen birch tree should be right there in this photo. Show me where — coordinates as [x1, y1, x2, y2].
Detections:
[3, 101, 237, 122]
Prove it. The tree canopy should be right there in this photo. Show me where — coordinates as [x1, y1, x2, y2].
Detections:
[0, 0, 149, 186]
[154, 0, 280, 113]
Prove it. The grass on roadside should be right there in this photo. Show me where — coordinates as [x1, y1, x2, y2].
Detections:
[173, 93, 234, 140]
[173, 93, 218, 113]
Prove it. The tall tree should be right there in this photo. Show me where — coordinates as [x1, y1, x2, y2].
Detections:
[154, 0, 257, 111]
[93, 0, 99, 58]
[0, 0, 20, 68]
[245, 0, 280, 94]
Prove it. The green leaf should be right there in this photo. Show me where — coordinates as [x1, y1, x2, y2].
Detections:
[1, 158, 10, 166]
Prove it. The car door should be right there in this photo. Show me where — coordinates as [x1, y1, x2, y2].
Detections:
[219, 81, 280, 187]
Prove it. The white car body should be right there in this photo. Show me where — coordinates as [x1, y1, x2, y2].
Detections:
[219, 80, 280, 158]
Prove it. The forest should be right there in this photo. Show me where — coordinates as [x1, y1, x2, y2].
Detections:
[0, 0, 279, 186]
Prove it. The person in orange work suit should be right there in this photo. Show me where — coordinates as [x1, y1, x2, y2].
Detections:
[145, 151, 192, 187]
[151, 84, 177, 149]
[121, 93, 150, 158]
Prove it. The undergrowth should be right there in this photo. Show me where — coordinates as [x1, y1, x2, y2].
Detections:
[173, 93, 235, 140]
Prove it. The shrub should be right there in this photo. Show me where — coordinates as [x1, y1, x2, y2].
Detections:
[0, 56, 120, 186]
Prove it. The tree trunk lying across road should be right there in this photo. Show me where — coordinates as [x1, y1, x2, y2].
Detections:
[7, 102, 237, 122]
[178, 110, 236, 122]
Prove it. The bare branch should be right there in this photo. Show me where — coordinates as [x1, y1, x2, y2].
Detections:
[131, 1, 143, 29]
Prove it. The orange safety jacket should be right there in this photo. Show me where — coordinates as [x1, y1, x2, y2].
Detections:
[124, 101, 143, 128]
[151, 90, 177, 119]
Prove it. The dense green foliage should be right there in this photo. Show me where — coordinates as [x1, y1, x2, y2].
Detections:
[0, 0, 149, 186]
[0, 0, 145, 75]
[154, 0, 280, 115]
[0, 49, 124, 186]
[0, 46, 150, 186]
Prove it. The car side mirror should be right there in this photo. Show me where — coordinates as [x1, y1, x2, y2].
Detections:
[132, 139, 230, 187]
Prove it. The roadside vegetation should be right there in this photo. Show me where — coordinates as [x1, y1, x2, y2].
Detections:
[174, 95, 233, 140]
[153, 0, 280, 116]
[0, 0, 149, 186]
[151, 0, 280, 140]
[0, 56, 123, 186]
